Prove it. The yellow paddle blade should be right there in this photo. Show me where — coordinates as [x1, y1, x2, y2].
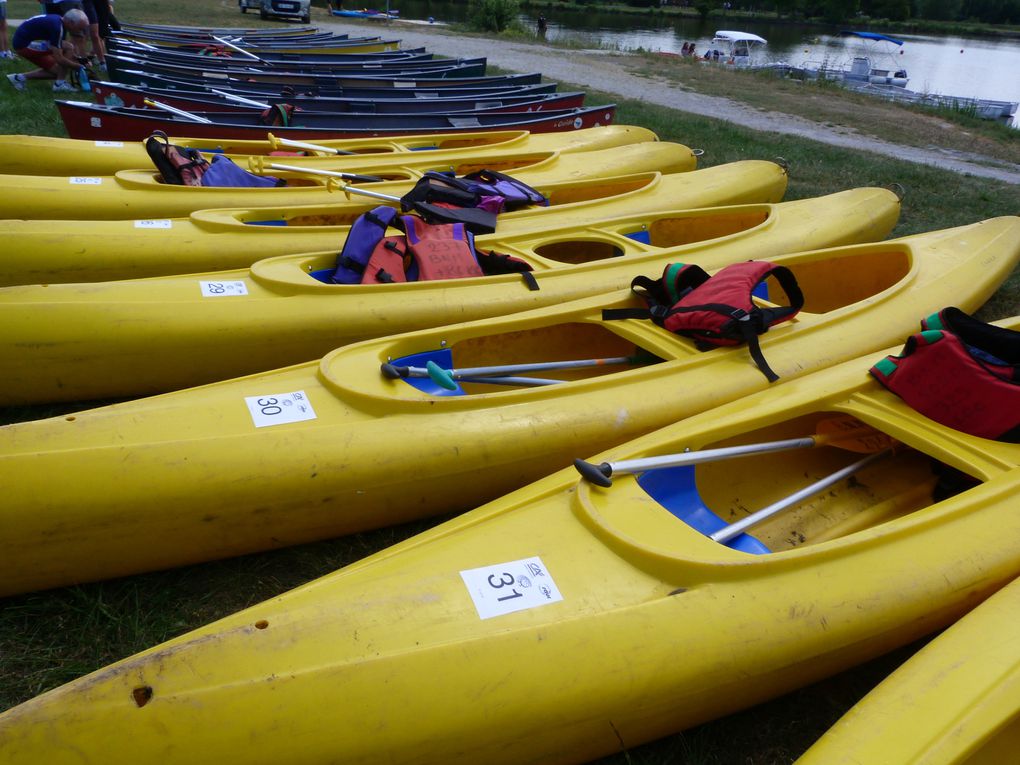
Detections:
[815, 415, 897, 453]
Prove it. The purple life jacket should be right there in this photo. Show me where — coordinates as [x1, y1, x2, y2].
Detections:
[200, 155, 284, 188]
[330, 207, 536, 287]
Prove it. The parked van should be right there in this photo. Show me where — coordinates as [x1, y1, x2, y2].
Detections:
[240, 0, 311, 24]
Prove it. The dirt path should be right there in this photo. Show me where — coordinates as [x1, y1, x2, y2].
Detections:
[325, 19, 1020, 185]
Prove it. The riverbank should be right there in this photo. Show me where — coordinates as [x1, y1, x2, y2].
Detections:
[348, 16, 1020, 184]
[514, 0, 1020, 41]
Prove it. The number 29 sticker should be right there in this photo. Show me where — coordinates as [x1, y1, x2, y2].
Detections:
[244, 390, 317, 428]
[460, 556, 563, 620]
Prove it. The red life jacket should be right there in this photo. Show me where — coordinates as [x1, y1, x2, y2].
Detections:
[602, 260, 803, 382]
[331, 208, 536, 287]
[869, 307, 1020, 442]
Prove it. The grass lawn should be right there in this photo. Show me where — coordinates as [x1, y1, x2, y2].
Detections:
[1, 2, 1019, 763]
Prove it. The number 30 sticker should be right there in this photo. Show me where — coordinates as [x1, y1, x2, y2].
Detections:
[244, 390, 317, 428]
[460, 556, 562, 620]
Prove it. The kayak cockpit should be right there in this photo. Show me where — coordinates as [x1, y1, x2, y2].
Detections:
[573, 402, 1019, 570]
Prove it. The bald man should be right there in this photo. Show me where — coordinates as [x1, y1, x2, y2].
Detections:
[7, 10, 89, 92]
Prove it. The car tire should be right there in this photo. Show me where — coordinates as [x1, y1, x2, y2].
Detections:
[301, 13, 310, 22]
[260, 9, 268, 19]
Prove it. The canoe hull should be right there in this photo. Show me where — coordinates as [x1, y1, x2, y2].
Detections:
[1, 323, 1019, 764]
[796, 576, 1020, 765]
[0, 217, 1016, 595]
[0, 123, 650, 177]
[0, 139, 688, 221]
[0, 160, 788, 285]
[0, 188, 900, 403]
[56, 100, 617, 141]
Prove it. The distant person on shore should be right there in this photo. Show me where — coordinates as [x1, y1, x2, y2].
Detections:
[6, 9, 89, 92]
[0, 0, 12, 59]
[537, 15, 547, 35]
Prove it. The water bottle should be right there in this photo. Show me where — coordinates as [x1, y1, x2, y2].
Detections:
[78, 65, 91, 93]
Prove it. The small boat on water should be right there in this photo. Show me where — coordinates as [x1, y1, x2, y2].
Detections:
[1, 309, 1019, 764]
[55, 100, 616, 142]
[797, 574, 1020, 765]
[0, 216, 1015, 596]
[848, 81, 1018, 124]
[802, 31, 909, 88]
[0, 187, 899, 404]
[701, 30, 768, 67]
[0, 159, 788, 285]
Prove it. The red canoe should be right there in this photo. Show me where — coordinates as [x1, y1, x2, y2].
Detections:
[56, 100, 617, 141]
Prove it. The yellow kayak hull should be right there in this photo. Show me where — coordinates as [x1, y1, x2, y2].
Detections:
[0, 217, 1016, 596]
[0, 139, 697, 220]
[0, 187, 901, 404]
[2, 321, 1019, 764]
[0, 159, 789, 285]
[797, 575, 1020, 765]
[0, 125, 659, 176]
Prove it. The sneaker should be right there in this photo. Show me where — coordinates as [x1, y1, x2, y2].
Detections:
[52, 80, 75, 92]
[0, 51, 13, 59]
[97, 60, 108, 72]
[6, 72, 25, 91]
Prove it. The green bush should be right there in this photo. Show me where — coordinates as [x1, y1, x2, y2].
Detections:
[468, 0, 522, 31]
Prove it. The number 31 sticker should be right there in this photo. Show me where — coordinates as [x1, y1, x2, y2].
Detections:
[244, 390, 317, 428]
[460, 556, 563, 620]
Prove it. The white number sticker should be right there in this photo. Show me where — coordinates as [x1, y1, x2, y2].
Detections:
[70, 176, 102, 185]
[134, 219, 172, 229]
[200, 280, 248, 297]
[244, 390, 316, 428]
[95, 140, 124, 147]
[460, 556, 562, 620]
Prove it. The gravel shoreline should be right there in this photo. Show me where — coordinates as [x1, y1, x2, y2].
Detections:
[325, 18, 1020, 185]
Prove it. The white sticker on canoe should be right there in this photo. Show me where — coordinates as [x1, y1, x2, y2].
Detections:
[134, 219, 172, 229]
[460, 556, 562, 620]
[245, 390, 316, 428]
[95, 140, 124, 147]
[70, 176, 102, 185]
[200, 280, 248, 297]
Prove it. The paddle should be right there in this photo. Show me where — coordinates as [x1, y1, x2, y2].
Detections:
[574, 416, 895, 487]
[710, 448, 893, 543]
[209, 88, 271, 109]
[211, 35, 266, 64]
[250, 159, 384, 184]
[143, 98, 213, 124]
[266, 133, 358, 156]
[382, 354, 650, 391]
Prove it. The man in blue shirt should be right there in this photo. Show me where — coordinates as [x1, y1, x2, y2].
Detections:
[7, 10, 88, 92]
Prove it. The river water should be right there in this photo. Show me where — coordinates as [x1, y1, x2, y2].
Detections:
[394, 1, 1020, 125]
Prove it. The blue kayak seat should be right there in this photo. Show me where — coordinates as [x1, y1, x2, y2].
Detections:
[638, 465, 770, 554]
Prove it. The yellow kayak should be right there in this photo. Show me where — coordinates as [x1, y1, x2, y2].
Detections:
[0, 187, 901, 405]
[797, 575, 1020, 765]
[0, 140, 697, 220]
[0, 159, 789, 285]
[0, 217, 1016, 597]
[0, 125, 659, 176]
[2, 317, 1018, 764]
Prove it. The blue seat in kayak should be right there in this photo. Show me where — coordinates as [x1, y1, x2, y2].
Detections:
[638, 465, 771, 554]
